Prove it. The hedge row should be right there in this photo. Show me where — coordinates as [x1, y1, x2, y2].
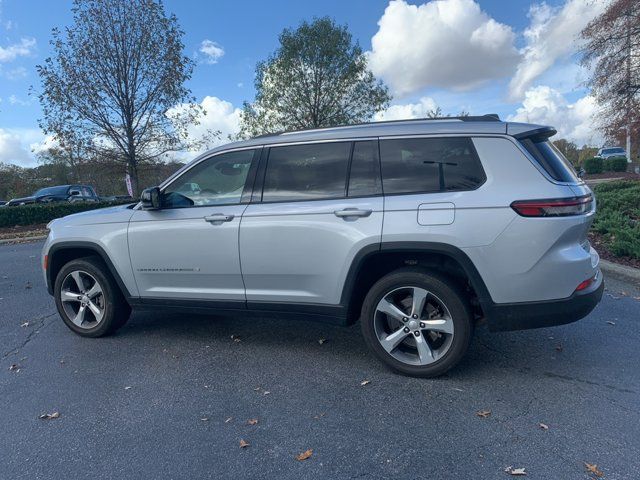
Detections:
[0, 201, 133, 228]
[592, 180, 640, 259]
[583, 156, 628, 174]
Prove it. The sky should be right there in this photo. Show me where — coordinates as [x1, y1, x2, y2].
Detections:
[0, 0, 606, 167]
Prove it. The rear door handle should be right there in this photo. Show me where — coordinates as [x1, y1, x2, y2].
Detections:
[204, 214, 235, 225]
[334, 208, 372, 219]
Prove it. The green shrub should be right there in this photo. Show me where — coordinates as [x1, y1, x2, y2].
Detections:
[0, 201, 132, 228]
[583, 157, 603, 174]
[603, 155, 628, 172]
[592, 181, 640, 260]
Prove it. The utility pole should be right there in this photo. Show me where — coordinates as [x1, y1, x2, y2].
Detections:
[626, 6, 632, 163]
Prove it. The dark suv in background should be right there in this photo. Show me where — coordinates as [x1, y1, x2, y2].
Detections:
[6, 185, 100, 206]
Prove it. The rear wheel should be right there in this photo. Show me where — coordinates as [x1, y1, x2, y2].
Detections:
[360, 269, 473, 377]
[54, 257, 131, 337]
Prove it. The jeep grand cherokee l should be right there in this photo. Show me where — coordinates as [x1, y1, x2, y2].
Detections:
[42, 115, 603, 377]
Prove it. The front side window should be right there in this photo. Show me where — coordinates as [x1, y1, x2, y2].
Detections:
[380, 137, 485, 194]
[163, 149, 255, 208]
[262, 142, 351, 202]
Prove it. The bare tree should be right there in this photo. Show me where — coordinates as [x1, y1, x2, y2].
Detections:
[581, 0, 640, 159]
[36, 0, 209, 195]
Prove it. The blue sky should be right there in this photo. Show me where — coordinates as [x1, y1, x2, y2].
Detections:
[0, 0, 604, 166]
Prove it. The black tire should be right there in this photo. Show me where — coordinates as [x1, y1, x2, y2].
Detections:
[54, 256, 131, 337]
[360, 268, 473, 377]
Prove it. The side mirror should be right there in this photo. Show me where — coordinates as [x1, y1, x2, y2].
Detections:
[140, 186, 162, 210]
[69, 190, 81, 196]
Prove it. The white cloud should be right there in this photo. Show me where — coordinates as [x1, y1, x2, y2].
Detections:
[508, 85, 600, 146]
[198, 40, 225, 64]
[168, 96, 241, 155]
[373, 97, 439, 121]
[0, 128, 39, 165]
[8, 94, 30, 106]
[0, 37, 35, 62]
[2, 66, 27, 80]
[508, 0, 606, 101]
[367, 0, 519, 96]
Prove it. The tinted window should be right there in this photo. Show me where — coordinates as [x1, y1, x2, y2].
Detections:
[35, 186, 69, 196]
[163, 149, 255, 208]
[348, 141, 382, 197]
[520, 139, 578, 183]
[262, 142, 351, 202]
[380, 137, 484, 194]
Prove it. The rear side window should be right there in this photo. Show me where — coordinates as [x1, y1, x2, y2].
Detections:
[262, 142, 351, 202]
[379, 137, 485, 195]
[519, 138, 579, 183]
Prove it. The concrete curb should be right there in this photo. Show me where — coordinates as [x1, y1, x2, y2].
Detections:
[0, 235, 47, 245]
[600, 259, 640, 285]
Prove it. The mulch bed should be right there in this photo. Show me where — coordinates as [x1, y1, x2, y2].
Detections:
[589, 231, 640, 269]
[0, 224, 48, 240]
[583, 171, 640, 181]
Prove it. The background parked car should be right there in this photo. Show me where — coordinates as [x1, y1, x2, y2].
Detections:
[6, 185, 100, 206]
[596, 147, 627, 159]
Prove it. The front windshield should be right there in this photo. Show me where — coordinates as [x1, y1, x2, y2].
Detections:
[34, 186, 69, 196]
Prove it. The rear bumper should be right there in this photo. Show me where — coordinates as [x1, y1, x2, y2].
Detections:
[486, 270, 604, 332]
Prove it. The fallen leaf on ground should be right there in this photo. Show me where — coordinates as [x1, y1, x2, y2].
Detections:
[20, 322, 29, 328]
[231, 335, 241, 342]
[606, 321, 615, 325]
[124, 386, 132, 390]
[313, 413, 325, 419]
[201, 417, 209, 421]
[24, 282, 32, 289]
[39, 412, 60, 420]
[555, 344, 563, 352]
[504, 466, 526, 476]
[318, 338, 327, 345]
[360, 380, 370, 386]
[296, 449, 313, 461]
[263, 391, 270, 395]
[538, 423, 549, 430]
[620, 291, 627, 296]
[224, 417, 233, 423]
[239, 439, 249, 448]
[476, 409, 491, 418]
[8, 364, 20, 372]
[452, 387, 464, 392]
[633, 296, 640, 301]
[247, 419, 258, 425]
[584, 463, 604, 477]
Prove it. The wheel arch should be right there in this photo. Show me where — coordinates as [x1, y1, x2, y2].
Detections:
[341, 242, 493, 324]
[46, 241, 132, 300]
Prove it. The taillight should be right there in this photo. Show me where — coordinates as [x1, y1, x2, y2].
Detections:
[575, 272, 597, 292]
[511, 194, 593, 217]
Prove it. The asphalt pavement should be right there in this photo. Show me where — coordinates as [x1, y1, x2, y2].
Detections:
[1, 241, 639, 479]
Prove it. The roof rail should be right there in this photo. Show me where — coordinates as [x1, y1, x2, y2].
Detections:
[250, 114, 502, 139]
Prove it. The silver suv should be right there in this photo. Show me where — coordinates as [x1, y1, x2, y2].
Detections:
[42, 115, 604, 377]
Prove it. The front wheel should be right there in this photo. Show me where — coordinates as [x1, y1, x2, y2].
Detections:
[360, 269, 473, 377]
[54, 257, 131, 337]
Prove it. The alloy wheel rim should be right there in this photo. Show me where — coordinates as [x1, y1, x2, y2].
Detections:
[60, 270, 105, 329]
[374, 286, 455, 366]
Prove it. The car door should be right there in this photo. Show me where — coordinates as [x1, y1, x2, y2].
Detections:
[128, 147, 260, 302]
[239, 139, 383, 308]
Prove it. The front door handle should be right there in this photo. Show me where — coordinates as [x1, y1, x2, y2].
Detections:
[204, 214, 235, 225]
[334, 208, 372, 219]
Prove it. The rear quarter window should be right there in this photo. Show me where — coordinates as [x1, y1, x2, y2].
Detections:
[519, 138, 579, 183]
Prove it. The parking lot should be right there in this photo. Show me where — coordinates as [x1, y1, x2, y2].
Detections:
[1, 240, 639, 479]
